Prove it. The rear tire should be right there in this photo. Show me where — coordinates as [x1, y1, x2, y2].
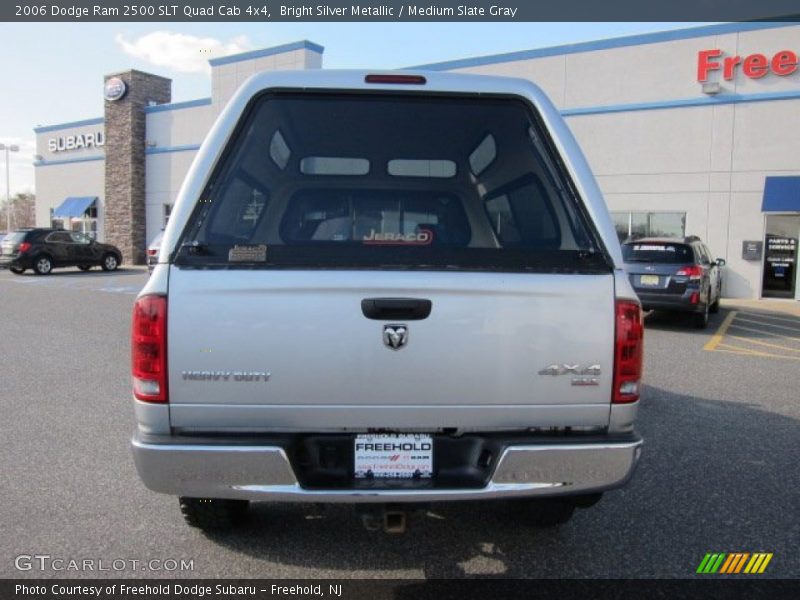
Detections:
[101, 253, 119, 271]
[514, 498, 576, 528]
[693, 303, 709, 329]
[709, 288, 721, 314]
[179, 497, 249, 530]
[10, 267, 24, 275]
[33, 255, 53, 275]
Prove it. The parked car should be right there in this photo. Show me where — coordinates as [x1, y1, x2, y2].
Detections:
[622, 236, 725, 328]
[130, 70, 644, 532]
[0, 228, 122, 275]
[146, 230, 164, 274]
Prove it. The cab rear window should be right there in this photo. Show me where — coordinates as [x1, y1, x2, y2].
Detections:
[177, 91, 609, 272]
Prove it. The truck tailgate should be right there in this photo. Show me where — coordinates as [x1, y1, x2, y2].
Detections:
[167, 268, 614, 430]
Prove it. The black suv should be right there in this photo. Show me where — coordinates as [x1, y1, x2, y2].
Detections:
[622, 236, 725, 329]
[0, 228, 122, 275]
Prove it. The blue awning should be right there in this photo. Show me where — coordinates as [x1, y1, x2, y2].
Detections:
[53, 196, 97, 218]
[762, 177, 800, 212]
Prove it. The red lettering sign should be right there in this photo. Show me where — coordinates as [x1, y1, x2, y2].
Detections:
[697, 49, 799, 81]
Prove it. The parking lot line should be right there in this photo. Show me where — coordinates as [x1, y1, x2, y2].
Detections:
[711, 348, 752, 357]
[703, 310, 737, 351]
[715, 342, 800, 361]
[728, 322, 800, 343]
[716, 343, 770, 357]
[727, 334, 800, 353]
[738, 311, 800, 325]
[733, 315, 800, 333]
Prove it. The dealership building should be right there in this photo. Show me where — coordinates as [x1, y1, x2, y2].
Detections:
[33, 22, 800, 299]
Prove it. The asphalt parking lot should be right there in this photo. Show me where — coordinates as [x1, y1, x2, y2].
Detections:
[1, 267, 798, 579]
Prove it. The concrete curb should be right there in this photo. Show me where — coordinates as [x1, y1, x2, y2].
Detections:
[721, 298, 800, 317]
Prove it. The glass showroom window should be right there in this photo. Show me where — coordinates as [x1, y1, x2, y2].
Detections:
[68, 205, 98, 239]
[82, 204, 98, 239]
[612, 211, 686, 242]
[611, 212, 630, 242]
[50, 208, 64, 231]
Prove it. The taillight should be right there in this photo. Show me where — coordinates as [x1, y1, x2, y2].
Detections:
[17, 242, 31, 254]
[613, 299, 643, 404]
[146, 248, 158, 257]
[676, 265, 703, 280]
[131, 295, 168, 403]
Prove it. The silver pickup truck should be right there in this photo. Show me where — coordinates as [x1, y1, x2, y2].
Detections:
[131, 70, 644, 532]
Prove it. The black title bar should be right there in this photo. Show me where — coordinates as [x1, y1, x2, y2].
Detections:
[5, 580, 800, 600]
[3, 1, 800, 22]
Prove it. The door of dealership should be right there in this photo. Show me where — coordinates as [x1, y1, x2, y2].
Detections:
[762, 215, 799, 300]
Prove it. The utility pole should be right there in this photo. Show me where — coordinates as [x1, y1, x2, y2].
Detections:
[0, 143, 20, 232]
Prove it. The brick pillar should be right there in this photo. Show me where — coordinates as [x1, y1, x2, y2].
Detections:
[103, 70, 171, 264]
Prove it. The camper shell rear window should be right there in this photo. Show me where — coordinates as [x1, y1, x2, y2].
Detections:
[176, 91, 610, 273]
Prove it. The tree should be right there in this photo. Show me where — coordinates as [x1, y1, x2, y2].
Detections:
[1, 192, 35, 231]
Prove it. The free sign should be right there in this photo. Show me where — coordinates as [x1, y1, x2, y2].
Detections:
[697, 49, 799, 81]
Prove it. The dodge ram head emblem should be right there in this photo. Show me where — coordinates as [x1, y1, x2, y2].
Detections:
[383, 325, 408, 350]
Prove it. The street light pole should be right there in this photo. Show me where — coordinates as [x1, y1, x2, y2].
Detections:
[0, 143, 20, 233]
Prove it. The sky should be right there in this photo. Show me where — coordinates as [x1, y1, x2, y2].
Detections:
[0, 21, 706, 197]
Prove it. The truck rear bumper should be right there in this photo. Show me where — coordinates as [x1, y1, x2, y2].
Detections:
[132, 432, 642, 503]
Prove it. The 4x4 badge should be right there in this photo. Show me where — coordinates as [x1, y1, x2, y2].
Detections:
[383, 325, 408, 350]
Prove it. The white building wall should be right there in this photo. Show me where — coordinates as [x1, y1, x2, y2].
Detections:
[563, 35, 739, 107]
[145, 105, 214, 149]
[144, 150, 197, 244]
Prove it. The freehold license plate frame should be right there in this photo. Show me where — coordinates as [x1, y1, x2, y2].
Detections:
[354, 433, 433, 479]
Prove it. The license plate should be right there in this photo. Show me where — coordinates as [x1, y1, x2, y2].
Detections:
[640, 274, 660, 286]
[354, 433, 433, 479]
